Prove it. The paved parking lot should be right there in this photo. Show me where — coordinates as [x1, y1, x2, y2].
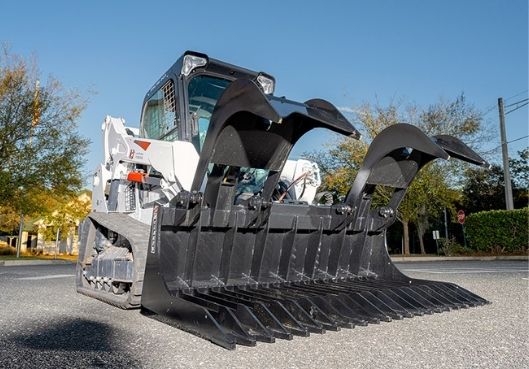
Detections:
[0, 260, 527, 369]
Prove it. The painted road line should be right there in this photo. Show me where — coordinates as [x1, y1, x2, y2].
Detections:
[17, 274, 75, 280]
[402, 269, 529, 274]
[404, 269, 529, 272]
[410, 267, 529, 271]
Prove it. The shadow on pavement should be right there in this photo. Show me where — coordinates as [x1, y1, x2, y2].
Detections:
[13, 318, 114, 351]
[3, 318, 142, 368]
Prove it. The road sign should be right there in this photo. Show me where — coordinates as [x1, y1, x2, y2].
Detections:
[457, 210, 465, 225]
[432, 230, 440, 240]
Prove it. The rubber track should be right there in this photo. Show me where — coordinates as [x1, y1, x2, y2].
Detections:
[77, 212, 150, 309]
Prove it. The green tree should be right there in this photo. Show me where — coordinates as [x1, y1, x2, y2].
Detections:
[41, 191, 91, 244]
[306, 95, 487, 255]
[0, 46, 89, 225]
[462, 149, 529, 213]
[462, 165, 506, 213]
[510, 148, 528, 189]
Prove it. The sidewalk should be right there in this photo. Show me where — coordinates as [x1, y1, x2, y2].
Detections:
[391, 255, 528, 262]
[0, 259, 76, 267]
[2, 255, 526, 267]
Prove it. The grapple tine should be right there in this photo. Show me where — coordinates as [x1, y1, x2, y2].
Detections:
[354, 280, 435, 314]
[241, 287, 326, 333]
[348, 292, 400, 321]
[317, 279, 415, 318]
[403, 287, 449, 312]
[297, 297, 354, 329]
[209, 290, 293, 340]
[419, 285, 468, 309]
[224, 288, 310, 337]
[193, 291, 276, 343]
[441, 283, 490, 305]
[422, 283, 471, 308]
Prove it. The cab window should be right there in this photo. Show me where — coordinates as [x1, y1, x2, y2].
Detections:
[187, 75, 230, 151]
[141, 79, 179, 140]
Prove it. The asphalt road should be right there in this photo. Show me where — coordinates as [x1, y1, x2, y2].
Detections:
[0, 260, 527, 369]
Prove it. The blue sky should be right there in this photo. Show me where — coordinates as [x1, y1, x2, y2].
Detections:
[1, 0, 527, 183]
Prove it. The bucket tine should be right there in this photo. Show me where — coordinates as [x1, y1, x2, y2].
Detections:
[242, 287, 326, 333]
[348, 292, 402, 321]
[297, 296, 356, 328]
[377, 288, 427, 316]
[412, 285, 462, 310]
[223, 288, 309, 337]
[423, 283, 471, 306]
[194, 291, 276, 343]
[181, 293, 256, 346]
[209, 290, 293, 340]
[401, 287, 447, 313]
[255, 286, 341, 330]
[442, 283, 489, 305]
[328, 280, 425, 316]
[356, 281, 435, 314]
[413, 284, 470, 310]
[319, 280, 415, 318]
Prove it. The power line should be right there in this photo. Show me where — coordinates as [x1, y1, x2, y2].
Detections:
[504, 98, 529, 109]
[481, 104, 497, 117]
[505, 101, 528, 115]
[504, 89, 528, 102]
[485, 135, 529, 153]
[482, 91, 528, 117]
[506, 135, 528, 145]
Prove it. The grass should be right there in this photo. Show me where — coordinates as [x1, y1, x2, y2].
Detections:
[0, 245, 78, 261]
[0, 254, 77, 261]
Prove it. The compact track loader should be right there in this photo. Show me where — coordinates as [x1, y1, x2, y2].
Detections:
[77, 51, 489, 349]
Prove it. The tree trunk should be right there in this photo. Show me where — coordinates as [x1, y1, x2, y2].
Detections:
[417, 204, 428, 255]
[417, 222, 426, 255]
[402, 220, 410, 255]
[418, 228, 426, 254]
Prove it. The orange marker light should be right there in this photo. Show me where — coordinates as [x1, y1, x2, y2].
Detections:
[127, 171, 146, 183]
[134, 140, 151, 150]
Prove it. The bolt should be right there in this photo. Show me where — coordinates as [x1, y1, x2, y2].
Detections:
[379, 207, 395, 218]
[336, 205, 352, 215]
[248, 196, 263, 210]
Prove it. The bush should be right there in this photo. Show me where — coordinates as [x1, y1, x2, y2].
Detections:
[439, 237, 472, 256]
[0, 246, 16, 256]
[465, 208, 529, 254]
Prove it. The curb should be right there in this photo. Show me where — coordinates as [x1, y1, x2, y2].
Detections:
[0, 259, 76, 267]
[2, 256, 527, 266]
[391, 255, 528, 262]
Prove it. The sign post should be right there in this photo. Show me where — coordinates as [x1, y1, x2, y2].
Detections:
[432, 230, 440, 254]
[457, 210, 467, 248]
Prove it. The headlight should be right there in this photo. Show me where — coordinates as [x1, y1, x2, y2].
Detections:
[257, 74, 275, 95]
[181, 54, 207, 76]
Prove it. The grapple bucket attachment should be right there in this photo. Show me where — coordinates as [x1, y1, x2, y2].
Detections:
[141, 79, 489, 349]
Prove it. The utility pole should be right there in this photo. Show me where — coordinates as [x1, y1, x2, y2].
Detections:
[443, 208, 449, 239]
[55, 228, 60, 260]
[16, 211, 24, 258]
[497, 97, 514, 210]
